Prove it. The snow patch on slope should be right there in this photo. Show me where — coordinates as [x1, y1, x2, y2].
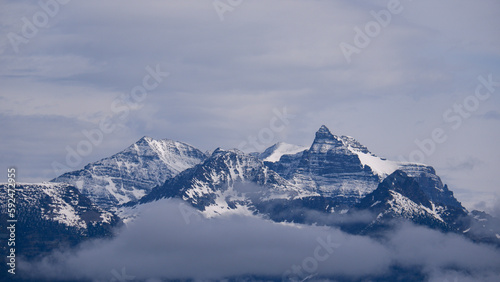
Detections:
[388, 191, 444, 223]
[353, 151, 400, 178]
[261, 142, 308, 162]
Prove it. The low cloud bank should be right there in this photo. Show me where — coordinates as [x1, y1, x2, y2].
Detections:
[20, 199, 500, 281]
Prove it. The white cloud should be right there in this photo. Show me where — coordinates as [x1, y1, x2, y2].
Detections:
[20, 200, 500, 281]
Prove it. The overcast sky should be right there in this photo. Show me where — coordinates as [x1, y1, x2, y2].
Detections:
[1, 0, 499, 212]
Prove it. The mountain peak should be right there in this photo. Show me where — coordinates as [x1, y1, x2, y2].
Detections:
[211, 148, 248, 158]
[52, 135, 207, 208]
[316, 125, 334, 139]
[211, 147, 229, 157]
[136, 135, 153, 144]
[136, 136, 177, 145]
[310, 125, 344, 150]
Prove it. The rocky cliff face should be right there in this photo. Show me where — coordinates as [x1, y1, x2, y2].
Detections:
[398, 163, 465, 209]
[352, 170, 467, 234]
[266, 126, 388, 211]
[139, 148, 319, 217]
[266, 126, 466, 213]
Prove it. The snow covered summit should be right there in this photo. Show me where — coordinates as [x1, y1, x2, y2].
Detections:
[52, 136, 207, 209]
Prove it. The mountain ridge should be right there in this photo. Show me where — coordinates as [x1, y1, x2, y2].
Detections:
[2, 124, 499, 262]
[51, 136, 207, 209]
[129, 126, 488, 238]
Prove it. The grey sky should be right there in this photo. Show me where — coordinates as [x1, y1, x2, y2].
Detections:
[1, 0, 499, 211]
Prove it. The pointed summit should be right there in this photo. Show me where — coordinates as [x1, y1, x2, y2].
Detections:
[211, 147, 226, 155]
[311, 126, 371, 154]
[318, 125, 330, 132]
[136, 135, 153, 144]
[311, 125, 343, 150]
[315, 125, 334, 140]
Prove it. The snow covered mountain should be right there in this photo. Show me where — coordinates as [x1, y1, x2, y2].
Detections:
[342, 170, 500, 245]
[265, 125, 382, 210]
[52, 137, 206, 209]
[7, 124, 499, 261]
[0, 183, 120, 258]
[353, 170, 466, 233]
[129, 125, 500, 245]
[265, 125, 465, 212]
[131, 126, 471, 233]
[138, 148, 319, 217]
[464, 210, 500, 245]
[0, 182, 118, 231]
